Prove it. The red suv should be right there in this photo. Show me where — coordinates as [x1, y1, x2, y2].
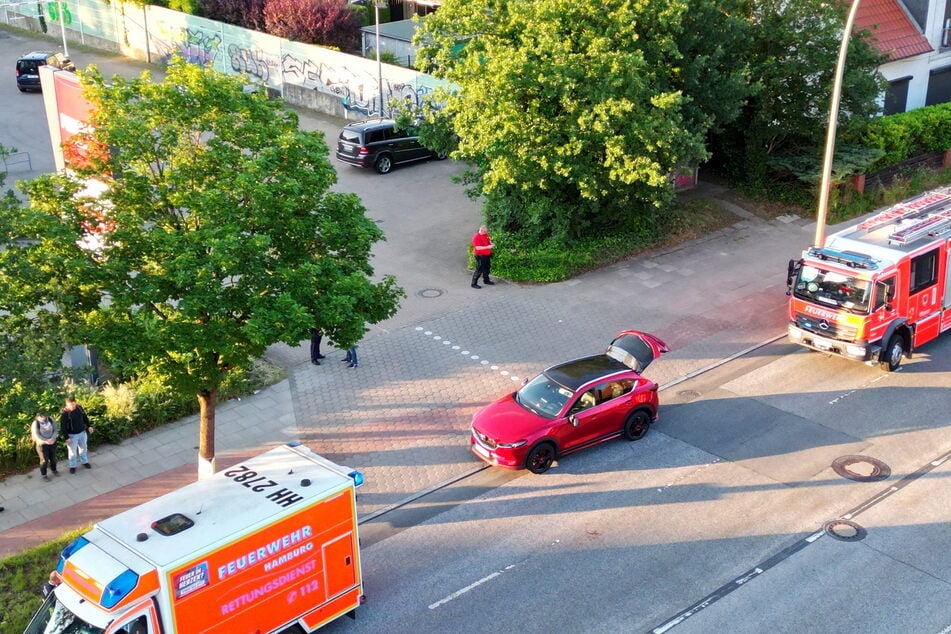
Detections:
[470, 330, 669, 473]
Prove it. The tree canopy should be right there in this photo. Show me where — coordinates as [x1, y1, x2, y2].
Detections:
[713, 0, 886, 183]
[0, 158, 70, 443]
[413, 0, 751, 240]
[2, 59, 403, 475]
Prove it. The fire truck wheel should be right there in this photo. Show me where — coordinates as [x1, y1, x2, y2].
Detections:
[624, 410, 652, 441]
[881, 334, 904, 372]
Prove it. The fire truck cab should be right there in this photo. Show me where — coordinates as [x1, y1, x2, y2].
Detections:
[787, 187, 951, 371]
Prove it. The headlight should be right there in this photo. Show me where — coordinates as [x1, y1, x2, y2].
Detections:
[496, 440, 527, 449]
[788, 325, 802, 340]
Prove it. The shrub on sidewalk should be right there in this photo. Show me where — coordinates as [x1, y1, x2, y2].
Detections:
[0, 359, 284, 478]
[487, 197, 741, 282]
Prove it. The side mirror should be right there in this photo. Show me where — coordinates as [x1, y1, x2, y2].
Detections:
[568, 415, 579, 428]
[786, 259, 801, 288]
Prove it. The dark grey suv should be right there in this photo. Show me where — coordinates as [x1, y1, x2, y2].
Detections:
[15, 51, 75, 92]
[335, 119, 444, 174]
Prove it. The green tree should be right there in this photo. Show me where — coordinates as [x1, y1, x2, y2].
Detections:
[713, 0, 886, 183]
[3, 59, 403, 477]
[0, 157, 70, 453]
[413, 0, 749, 241]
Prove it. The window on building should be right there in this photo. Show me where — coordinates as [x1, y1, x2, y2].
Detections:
[925, 65, 951, 105]
[884, 77, 910, 114]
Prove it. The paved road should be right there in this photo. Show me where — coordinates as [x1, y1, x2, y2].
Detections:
[0, 26, 815, 546]
[6, 25, 949, 634]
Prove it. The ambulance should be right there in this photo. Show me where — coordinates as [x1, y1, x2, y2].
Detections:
[24, 444, 365, 634]
[787, 186, 951, 371]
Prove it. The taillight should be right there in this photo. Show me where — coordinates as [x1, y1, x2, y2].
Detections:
[358, 146, 370, 156]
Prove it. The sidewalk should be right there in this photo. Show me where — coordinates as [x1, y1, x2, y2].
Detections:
[0, 178, 818, 559]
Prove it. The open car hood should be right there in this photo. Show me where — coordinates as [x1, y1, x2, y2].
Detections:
[606, 330, 670, 373]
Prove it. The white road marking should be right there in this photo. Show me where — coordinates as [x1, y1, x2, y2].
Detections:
[428, 565, 517, 610]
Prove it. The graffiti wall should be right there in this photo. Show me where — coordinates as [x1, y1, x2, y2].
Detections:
[1, 0, 448, 120]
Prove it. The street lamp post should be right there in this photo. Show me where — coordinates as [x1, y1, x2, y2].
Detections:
[374, 0, 385, 117]
[56, 0, 69, 57]
[814, 0, 861, 248]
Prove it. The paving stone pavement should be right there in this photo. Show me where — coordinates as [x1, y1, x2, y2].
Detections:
[0, 104, 830, 557]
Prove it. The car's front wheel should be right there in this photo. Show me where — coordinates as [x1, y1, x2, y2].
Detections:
[525, 442, 555, 474]
[374, 154, 393, 174]
[623, 410, 652, 441]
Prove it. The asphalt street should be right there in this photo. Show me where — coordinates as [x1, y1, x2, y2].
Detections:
[0, 25, 813, 552]
[3, 25, 950, 634]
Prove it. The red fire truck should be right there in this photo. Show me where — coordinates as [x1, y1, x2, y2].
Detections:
[786, 186, 951, 371]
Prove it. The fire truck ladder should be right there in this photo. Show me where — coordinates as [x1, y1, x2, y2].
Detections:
[859, 188, 951, 233]
[888, 206, 951, 245]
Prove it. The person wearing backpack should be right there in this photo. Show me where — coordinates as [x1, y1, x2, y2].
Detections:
[31, 412, 60, 481]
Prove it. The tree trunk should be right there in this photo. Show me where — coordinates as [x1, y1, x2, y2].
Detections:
[197, 388, 217, 480]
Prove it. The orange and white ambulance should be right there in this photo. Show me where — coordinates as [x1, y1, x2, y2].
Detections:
[24, 444, 365, 634]
[787, 186, 951, 371]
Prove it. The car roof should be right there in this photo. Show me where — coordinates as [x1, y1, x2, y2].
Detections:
[544, 355, 631, 391]
[19, 51, 56, 60]
[344, 118, 396, 130]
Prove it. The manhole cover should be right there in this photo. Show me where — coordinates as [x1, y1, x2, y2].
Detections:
[823, 519, 867, 542]
[417, 288, 445, 298]
[831, 455, 891, 482]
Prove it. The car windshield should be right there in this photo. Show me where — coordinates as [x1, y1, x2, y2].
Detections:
[515, 373, 573, 419]
[793, 265, 871, 314]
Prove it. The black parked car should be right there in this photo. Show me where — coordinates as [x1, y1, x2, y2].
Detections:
[335, 119, 445, 174]
[15, 51, 75, 92]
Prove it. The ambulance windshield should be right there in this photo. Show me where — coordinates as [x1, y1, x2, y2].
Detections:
[794, 265, 871, 314]
[23, 593, 104, 634]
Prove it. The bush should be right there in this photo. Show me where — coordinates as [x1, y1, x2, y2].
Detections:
[0, 360, 284, 477]
[201, 0, 266, 30]
[263, 0, 362, 50]
[854, 102, 951, 170]
[486, 197, 734, 282]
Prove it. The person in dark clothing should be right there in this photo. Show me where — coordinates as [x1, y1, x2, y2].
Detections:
[60, 397, 93, 473]
[309, 328, 326, 365]
[31, 412, 60, 481]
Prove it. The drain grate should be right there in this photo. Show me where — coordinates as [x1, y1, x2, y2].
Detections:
[831, 455, 891, 482]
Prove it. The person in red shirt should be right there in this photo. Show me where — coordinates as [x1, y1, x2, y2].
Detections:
[471, 225, 495, 289]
